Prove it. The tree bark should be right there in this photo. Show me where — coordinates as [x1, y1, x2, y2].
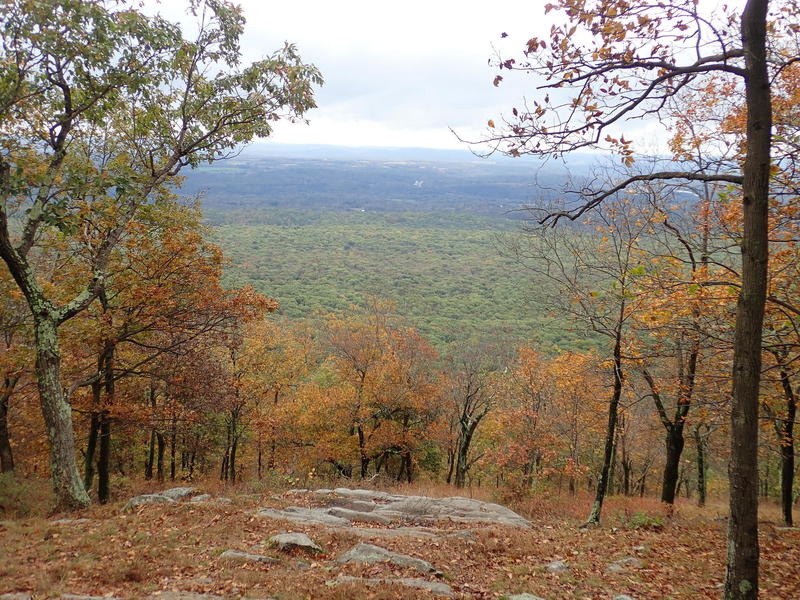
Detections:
[145, 429, 155, 480]
[779, 438, 794, 526]
[725, 0, 770, 597]
[0, 376, 19, 473]
[773, 355, 796, 526]
[97, 413, 111, 503]
[169, 417, 176, 481]
[357, 425, 370, 478]
[34, 315, 91, 509]
[695, 425, 707, 508]
[84, 410, 99, 492]
[156, 431, 165, 482]
[586, 322, 624, 525]
[662, 427, 686, 505]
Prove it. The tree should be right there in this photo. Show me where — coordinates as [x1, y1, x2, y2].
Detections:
[72, 200, 272, 500]
[0, 265, 31, 473]
[321, 299, 441, 481]
[479, 1, 797, 595]
[508, 198, 650, 523]
[239, 319, 314, 477]
[443, 342, 502, 488]
[0, 0, 320, 508]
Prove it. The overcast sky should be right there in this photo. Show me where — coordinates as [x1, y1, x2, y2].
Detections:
[152, 0, 555, 150]
[150, 0, 699, 154]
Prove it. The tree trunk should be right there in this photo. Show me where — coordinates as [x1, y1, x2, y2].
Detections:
[357, 425, 369, 478]
[97, 344, 114, 504]
[780, 439, 794, 526]
[454, 431, 473, 488]
[169, 417, 176, 481]
[229, 433, 238, 483]
[775, 356, 796, 526]
[695, 425, 707, 508]
[725, 1, 770, 597]
[97, 413, 111, 503]
[145, 430, 155, 480]
[662, 426, 685, 505]
[586, 324, 624, 525]
[34, 315, 90, 509]
[0, 376, 19, 473]
[84, 412, 99, 492]
[156, 431, 165, 482]
[257, 437, 263, 480]
[607, 430, 618, 497]
[446, 448, 455, 484]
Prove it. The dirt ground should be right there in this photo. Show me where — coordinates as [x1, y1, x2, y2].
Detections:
[0, 481, 798, 599]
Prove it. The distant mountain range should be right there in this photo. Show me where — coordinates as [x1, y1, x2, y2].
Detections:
[179, 144, 613, 220]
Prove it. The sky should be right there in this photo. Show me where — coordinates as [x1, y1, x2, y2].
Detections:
[148, 0, 731, 153]
[153, 0, 550, 150]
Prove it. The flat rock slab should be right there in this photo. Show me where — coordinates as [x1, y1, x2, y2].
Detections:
[150, 594, 226, 600]
[218, 549, 280, 565]
[277, 488, 531, 528]
[160, 487, 197, 501]
[333, 525, 440, 539]
[0, 594, 32, 600]
[379, 494, 531, 527]
[326, 506, 392, 524]
[607, 557, 644, 572]
[507, 595, 547, 600]
[122, 494, 176, 512]
[257, 506, 350, 527]
[189, 494, 212, 503]
[60, 596, 121, 600]
[337, 542, 441, 576]
[335, 575, 453, 597]
[325, 498, 380, 512]
[51, 518, 92, 526]
[268, 532, 322, 554]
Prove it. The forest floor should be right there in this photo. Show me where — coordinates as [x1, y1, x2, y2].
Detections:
[0, 479, 798, 600]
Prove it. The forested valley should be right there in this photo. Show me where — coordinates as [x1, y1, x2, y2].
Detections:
[1, 1, 799, 599]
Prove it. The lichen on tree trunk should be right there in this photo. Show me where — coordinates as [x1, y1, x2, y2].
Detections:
[34, 315, 90, 510]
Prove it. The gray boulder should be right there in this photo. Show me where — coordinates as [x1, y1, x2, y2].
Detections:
[0, 594, 32, 600]
[607, 557, 644, 572]
[268, 532, 322, 554]
[335, 575, 453, 597]
[160, 487, 197, 501]
[546, 560, 569, 573]
[507, 595, 547, 600]
[218, 549, 279, 565]
[122, 494, 176, 512]
[189, 494, 212, 503]
[337, 542, 441, 576]
[612, 596, 636, 600]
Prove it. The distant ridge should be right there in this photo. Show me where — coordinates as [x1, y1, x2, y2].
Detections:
[241, 142, 506, 163]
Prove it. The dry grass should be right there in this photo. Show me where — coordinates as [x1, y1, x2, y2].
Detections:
[0, 477, 798, 599]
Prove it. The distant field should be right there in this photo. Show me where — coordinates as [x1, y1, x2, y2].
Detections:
[212, 211, 596, 351]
